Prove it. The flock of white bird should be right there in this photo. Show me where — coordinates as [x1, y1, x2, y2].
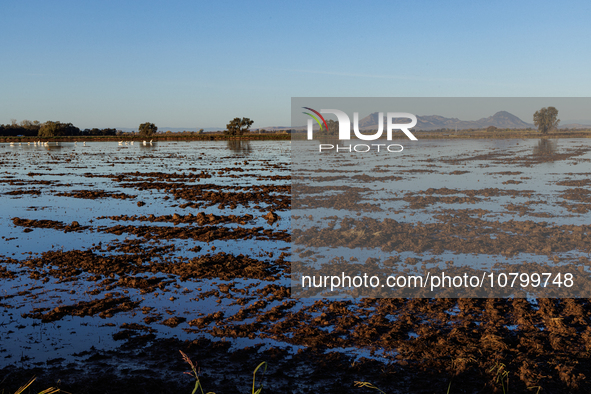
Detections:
[6, 140, 153, 147]
[8, 141, 53, 147]
[118, 140, 153, 146]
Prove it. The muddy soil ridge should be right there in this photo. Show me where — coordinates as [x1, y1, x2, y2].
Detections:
[292, 138, 591, 298]
[2, 139, 591, 393]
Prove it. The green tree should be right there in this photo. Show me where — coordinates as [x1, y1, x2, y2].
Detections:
[325, 119, 338, 136]
[40, 121, 59, 137]
[533, 107, 560, 134]
[225, 117, 254, 136]
[139, 122, 158, 136]
[38, 121, 79, 137]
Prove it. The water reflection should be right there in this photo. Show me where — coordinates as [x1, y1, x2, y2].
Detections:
[533, 138, 557, 156]
[43, 144, 65, 151]
[0, 140, 291, 365]
[226, 139, 252, 154]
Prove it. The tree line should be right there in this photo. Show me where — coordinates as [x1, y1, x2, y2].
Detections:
[1, 117, 255, 138]
[0, 120, 117, 137]
[0, 110, 564, 138]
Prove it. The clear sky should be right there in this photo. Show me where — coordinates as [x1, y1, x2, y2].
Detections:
[1, 0, 590, 129]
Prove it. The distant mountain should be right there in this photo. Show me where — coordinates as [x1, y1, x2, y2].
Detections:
[259, 126, 293, 131]
[476, 111, 533, 129]
[357, 111, 534, 131]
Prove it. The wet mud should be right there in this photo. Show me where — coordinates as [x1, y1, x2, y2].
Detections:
[1, 139, 591, 393]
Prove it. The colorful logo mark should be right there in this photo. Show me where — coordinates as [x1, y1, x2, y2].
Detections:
[302, 107, 328, 132]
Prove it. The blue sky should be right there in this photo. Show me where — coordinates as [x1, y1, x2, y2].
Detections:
[1, 0, 590, 129]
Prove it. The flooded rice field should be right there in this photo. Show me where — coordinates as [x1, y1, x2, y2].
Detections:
[292, 138, 591, 299]
[2, 138, 591, 393]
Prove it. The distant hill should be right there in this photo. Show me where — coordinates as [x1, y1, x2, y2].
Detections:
[115, 113, 591, 134]
[258, 126, 293, 131]
[357, 111, 534, 131]
[476, 111, 533, 129]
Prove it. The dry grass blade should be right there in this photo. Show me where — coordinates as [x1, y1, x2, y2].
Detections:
[12, 377, 62, 394]
[37, 388, 61, 394]
[489, 362, 509, 394]
[354, 381, 387, 394]
[13, 377, 36, 394]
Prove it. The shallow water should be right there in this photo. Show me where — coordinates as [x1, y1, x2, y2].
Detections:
[292, 138, 591, 298]
[2, 137, 591, 372]
[1, 140, 293, 365]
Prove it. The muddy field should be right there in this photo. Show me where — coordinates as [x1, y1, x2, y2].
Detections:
[1, 138, 591, 393]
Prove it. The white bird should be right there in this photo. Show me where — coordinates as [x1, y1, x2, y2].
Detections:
[9, 142, 14, 146]
[75, 141, 77, 145]
[149, 139, 153, 146]
[143, 140, 147, 146]
[83, 141, 86, 146]
[118, 141, 123, 145]
[28, 142, 30, 145]
[131, 141, 134, 145]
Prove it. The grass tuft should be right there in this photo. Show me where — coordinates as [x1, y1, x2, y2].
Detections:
[354, 381, 387, 394]
[489, 362, 510, 394]
[180, 350, 267, 394]
[179, 350, 214, 394]
[11, 377, 62, 394]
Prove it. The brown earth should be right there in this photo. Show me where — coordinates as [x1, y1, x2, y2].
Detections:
[2, 141, 591, 393]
